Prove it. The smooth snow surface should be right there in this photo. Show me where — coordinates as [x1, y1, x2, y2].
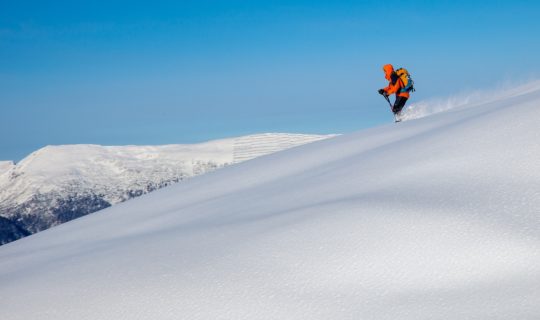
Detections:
[1, 84, 540, 319]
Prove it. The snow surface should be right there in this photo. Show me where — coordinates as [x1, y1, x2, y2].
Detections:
[1, 83, 540, 319]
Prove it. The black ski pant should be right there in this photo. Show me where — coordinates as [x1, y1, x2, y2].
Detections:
[393, 96, 408, 114]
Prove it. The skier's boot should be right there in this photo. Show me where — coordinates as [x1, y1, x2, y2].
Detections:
[394, 112, 402, 123]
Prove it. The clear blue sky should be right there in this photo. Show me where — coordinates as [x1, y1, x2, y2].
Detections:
[1, 0, 539, 161]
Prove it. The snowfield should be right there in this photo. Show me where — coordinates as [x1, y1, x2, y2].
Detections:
[1, 82, 540, 319]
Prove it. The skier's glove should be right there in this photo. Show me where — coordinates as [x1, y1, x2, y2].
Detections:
[378, 89, 386, 96]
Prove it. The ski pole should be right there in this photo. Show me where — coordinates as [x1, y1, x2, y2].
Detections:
[383, 94, 392, 108]
[383, 95, 398, 122]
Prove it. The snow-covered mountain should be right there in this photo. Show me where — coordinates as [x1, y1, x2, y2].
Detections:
[1, 82, 540, 319]
[0, 133, 334, 243]
[0, 161, 14, 175]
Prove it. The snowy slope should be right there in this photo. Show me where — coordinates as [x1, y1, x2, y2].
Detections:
[1, 84, 540, 319]
[0, 133, 333, 236]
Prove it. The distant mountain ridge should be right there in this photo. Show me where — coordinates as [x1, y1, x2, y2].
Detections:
[0, 133, 335, 244]
[0, 161, 14, 175]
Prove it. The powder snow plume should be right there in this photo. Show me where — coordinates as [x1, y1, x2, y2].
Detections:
[400, 79, 540, 121]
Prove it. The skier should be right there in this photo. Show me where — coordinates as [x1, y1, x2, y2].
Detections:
[378, 64, 413, 122]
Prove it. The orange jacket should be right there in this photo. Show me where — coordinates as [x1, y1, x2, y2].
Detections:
[382, 64, 410, 99]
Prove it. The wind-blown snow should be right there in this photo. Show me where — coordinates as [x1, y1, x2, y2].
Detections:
[401, 79, 540, 121]
[1, 83, 540, 319]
